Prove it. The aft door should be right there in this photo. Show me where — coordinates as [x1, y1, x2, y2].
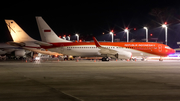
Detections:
[158, 45, 162, 52]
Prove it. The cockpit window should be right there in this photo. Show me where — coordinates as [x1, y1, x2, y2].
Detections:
[165, 46, 171, 49]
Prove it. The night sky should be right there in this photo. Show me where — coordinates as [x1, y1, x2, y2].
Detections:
[1, 0, 180, 48]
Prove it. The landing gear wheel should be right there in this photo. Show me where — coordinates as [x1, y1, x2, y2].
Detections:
[159, 59, 163, 61]
[102, 57, 109, 61]
[133, 58, 137, 61]
[141, 58, 145, 61]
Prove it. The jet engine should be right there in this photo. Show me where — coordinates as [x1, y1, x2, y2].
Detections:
[115, 51, 132, 59]
[15, 50, 26, 57]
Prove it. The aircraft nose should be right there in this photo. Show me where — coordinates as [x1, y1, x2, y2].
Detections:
[171, 49, 175, 54]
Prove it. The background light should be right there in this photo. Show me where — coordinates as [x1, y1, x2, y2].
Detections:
[144, 27, 147, 29]
[162, 24, 167, 28]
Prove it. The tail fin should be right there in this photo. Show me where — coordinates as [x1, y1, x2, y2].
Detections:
[36, 16, 71, 43]
[5, 20, 36, 42]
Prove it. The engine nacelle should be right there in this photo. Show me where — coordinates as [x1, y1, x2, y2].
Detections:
[15, 50, 26, 57]
[115, 51, 132, 59]
[0, 50, 7, 55]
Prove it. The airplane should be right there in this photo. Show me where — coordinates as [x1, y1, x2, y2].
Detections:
[5, 20, 63, 58]
[36, 16, 175, 61]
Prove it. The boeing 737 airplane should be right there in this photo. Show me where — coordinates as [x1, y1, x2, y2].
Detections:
[35, 16, 175, 61]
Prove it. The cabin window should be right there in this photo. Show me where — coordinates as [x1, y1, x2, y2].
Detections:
[165, 46, 171, 49]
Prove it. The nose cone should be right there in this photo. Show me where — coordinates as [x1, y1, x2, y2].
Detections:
[171, 49, 176, 54]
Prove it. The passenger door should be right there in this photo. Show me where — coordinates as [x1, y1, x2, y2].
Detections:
[158, 45, 162, 52]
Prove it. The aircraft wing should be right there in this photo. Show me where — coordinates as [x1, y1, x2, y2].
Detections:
[93, 37, 117, 54]
[23, 47, 63, 56]
[7, 41, 61, 55]
[34, 41, 53, 46]
[8, 41, 52, 47]
[97, 46, 118, 54]
[93, 37, 132, 59]
[7, 41, 25, 47]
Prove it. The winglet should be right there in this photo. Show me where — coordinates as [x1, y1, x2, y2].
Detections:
[93, 37, 101, 47]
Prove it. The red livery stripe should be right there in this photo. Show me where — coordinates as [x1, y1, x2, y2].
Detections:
[44, 30, 51, 32]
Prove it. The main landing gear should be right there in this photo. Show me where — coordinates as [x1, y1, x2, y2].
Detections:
[159, 57, 163, 61]
[102, 57, 109, 61]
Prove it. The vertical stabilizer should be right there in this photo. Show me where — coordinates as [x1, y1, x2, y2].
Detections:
[5, 20, 36, 42]
[36, 16, 71, 43]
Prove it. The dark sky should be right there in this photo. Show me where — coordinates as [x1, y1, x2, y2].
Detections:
[1, 0, 180, 48]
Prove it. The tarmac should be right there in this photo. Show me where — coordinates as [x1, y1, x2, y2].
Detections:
[1, 60, 180, 101]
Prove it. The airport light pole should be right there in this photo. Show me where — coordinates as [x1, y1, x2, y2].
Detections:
[67, 35, 70, 41]
[162, 23, 168, 45]
[63, 35, 66, 40]
[124, 28, 129, 42]
[144, 27, 148, 42]
[109, 31, 114, 42]
[75, 34, 79, 42]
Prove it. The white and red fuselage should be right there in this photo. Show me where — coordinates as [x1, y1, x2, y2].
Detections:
[41, 42, 175, 58]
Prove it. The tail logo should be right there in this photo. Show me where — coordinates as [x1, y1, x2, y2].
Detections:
[6, 22, 16, 33]
[44, 29, 51, 32]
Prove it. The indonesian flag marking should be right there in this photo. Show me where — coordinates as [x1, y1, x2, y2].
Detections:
[44, 30, 51, 32]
